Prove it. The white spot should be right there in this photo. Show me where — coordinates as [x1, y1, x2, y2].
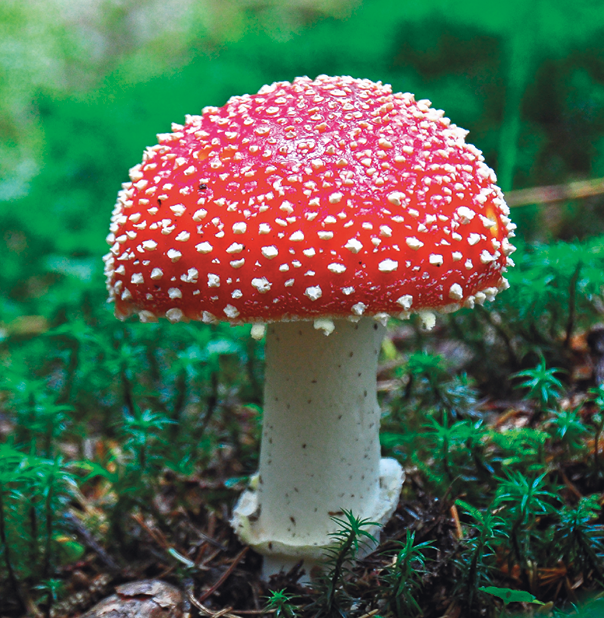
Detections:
[259, 223, 271, 234]
[352, 302, 366, 316]
[262, 246, 278, 259]
[170, 204, 186, 216]
[251, 323, 266, 340]
[452, 252, 463, 261]
[232, 289, 243, 299]
[227, 243, 244, 254]
[193, 209, 207, 221]
[378, 259, 398, 272]
[480, 250, 497, 264]
[396, 295, 413, 310]
[387, 192, 404, 206]
[484, 287, 499, 301]
[208, 274, 220, 288]
[202, 311, 217, 323]
[342, 287, 355, 295]
[252, 277, 271, 293]
[196, 242, 213, 253]
[233, 222, 247, 234]
[318, 231, 334, 240]
[449, 283, 464, 301]
[230, 259, 245, 269]
[168, 288, 182, 299]
[465, 259, 474, 270]
[468, 234, 481, 246]
[184, 165, 196, 176]
[406, 237, 424, 250]
[419, 311, 436, 330]
[480, 215, 497, 228]
[131, 273, 144, 285]
[139, 310, 157, 323]
[303, 248, 316, 257]
[374, 313, 389, 326]
[328, 263, 346, 273]
[502, 238, 516, 256]
[429, 254, 444, 266]
[167, 249, 182, 262]
[285, 279, 295, 287]
[166, 308, 184, 323]
[290, 231, 304, 242]
[380, 225, 393, 238]
[304, 286, 322, 301]
[329, 192, 343, 204]
[224, 305, 240, 319]
[345, 238, 363, 253]
[182, 268, 199, 283]
[149, 268, 162, 281]
[475, 292, 486, 305]
[176, 231, 190, 242]
[457, 206, 476, 224]
[142, 240, 157, 251]
[314, 318, 335, 336]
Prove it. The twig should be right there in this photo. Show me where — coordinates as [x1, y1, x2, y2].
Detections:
[357, 610, 380, 618]
[199, 547, 249, 602]
[131, 513, 168, 548]
[450, 504, 463, 540]
[64, 511, 120, 573]
[506, 176, 604, 207]
[559, 468, 583, 500]
[185, 519, 228, 551]
[188, 593, 234, 617]
[188, 592, 274, 618]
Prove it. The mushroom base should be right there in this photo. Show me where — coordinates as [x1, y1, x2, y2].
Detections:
[233, 458, 403, 580]
[231, 318, 404, 580]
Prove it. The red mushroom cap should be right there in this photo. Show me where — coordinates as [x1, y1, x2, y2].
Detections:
[104, 75, 515, 324]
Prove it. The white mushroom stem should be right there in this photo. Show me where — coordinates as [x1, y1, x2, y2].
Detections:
[232, 318, 404, 579]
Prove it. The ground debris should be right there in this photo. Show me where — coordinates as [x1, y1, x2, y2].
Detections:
[79, 580, 183, 618]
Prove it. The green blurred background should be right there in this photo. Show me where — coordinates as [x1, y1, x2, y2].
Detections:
[2, 0, 604, 322]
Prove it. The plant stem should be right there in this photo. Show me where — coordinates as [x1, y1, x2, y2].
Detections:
[595, 416, 604, 478]
[564, 261, 582, 349]
[42, 468, 55, 582]
[0, 486, 25, 613]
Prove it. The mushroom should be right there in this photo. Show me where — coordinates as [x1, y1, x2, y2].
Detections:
[103, 75, 515, 578]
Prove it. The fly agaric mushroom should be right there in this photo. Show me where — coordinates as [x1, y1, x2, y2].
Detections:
[103, 75, 515, 578]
